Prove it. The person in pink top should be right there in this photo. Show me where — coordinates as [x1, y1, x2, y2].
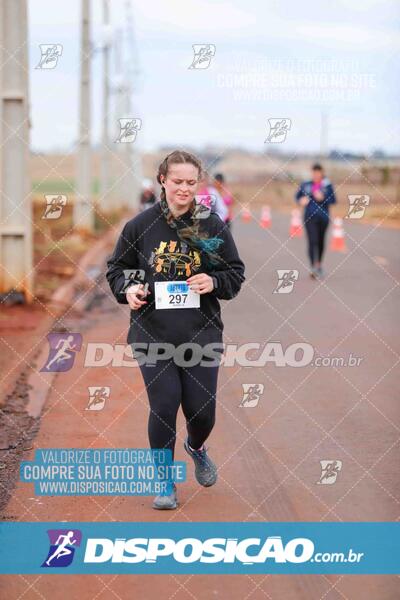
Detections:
[196, 172, 228, 223]
[214, 173, 234, 230]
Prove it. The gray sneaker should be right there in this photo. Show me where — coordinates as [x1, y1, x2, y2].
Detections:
[152, 483, 178, 510]
[316, 266, 324, 278]
[184, 437, 217, 487]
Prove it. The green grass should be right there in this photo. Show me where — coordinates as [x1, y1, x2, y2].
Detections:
[32, 179, 101, 194]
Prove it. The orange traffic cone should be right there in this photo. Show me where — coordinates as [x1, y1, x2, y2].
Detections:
[330, 217, 346, 252]
[241, 206, 251, 223]
[260, 205, 271, 228]
[289, 209, 302, 237]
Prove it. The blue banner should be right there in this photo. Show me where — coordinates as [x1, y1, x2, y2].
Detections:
[0, 522, 398, 574]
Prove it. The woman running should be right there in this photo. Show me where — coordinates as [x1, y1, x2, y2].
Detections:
[295, 163, 337, 278]
[106, 150, 245, 510]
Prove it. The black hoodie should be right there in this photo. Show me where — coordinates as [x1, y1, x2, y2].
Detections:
[106, 202, 245, 347]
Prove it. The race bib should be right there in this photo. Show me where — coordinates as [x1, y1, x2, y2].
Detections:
[154, 281, 200, 309]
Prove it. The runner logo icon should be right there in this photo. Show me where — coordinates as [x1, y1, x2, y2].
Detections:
[41, 529, 82, 568]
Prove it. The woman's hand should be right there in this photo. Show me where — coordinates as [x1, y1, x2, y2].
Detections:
[125, 283, 150, 310]
[299, 196, 309, 207]
[187, 273, 214, 294]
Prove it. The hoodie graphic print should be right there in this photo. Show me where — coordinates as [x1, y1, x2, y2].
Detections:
[106, 202, 246, 347]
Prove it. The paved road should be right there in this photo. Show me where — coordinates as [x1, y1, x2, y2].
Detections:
[1, 214, 399, 599]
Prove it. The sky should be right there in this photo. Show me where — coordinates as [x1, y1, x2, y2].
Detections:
[28, 0, 400, 155]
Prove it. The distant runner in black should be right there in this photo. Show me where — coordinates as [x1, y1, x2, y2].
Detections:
[295, 163, 337, 278]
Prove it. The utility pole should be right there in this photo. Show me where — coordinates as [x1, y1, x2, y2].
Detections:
[99, 0, 112, 212]
[113, 28, 128, 208]
[74, 0, 94, 232]
[123, 0, 142, 211]
[113, 26, 140, 210]
[0, 0, 33, 302]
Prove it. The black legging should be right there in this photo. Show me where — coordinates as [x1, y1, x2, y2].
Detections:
[135, 349, 220, 461]
[304, 217, 329, 266]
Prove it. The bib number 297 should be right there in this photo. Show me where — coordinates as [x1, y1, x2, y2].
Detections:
[155, 281, 200, 309]
[169, 292, 187, 305]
